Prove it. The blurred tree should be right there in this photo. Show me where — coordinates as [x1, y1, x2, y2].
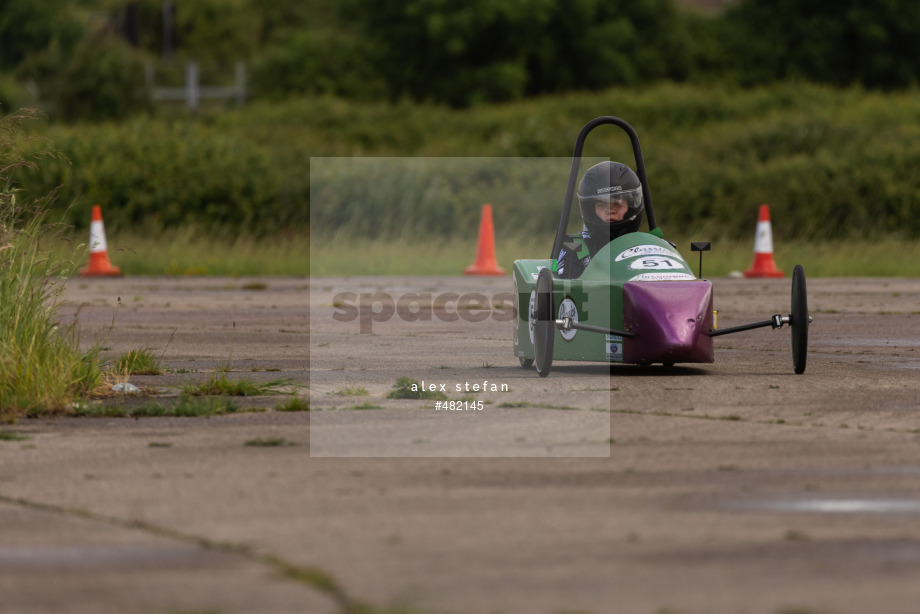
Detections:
[51, 30, 151, 121]
[172, 0, 262, 65]
[250, 29, 388, 101]
[350, 0, 693, 107]
[0, 0, 83, 70]
[247, 0, 318, 44]
[1, 0, 153, 121]
[525, 0, 693, 92]
[723, 0, 920, 88]
[104, 0, 262, 65]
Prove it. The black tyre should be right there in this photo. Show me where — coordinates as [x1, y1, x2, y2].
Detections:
[519, 357, 534, 369]
[790, 264, 809, 374]
[533, 268, 555, 377]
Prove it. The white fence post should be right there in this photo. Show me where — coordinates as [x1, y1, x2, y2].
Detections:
[147, 60, 246, 110]
[186, 60, 199, 111]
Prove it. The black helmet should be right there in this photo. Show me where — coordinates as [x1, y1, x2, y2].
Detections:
[577, 161, 644, 242]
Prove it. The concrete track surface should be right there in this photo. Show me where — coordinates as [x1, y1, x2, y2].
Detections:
[2, 275, 920, 614]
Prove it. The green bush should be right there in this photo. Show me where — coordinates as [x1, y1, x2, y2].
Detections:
[9, 81, 920, 241]
[0, 75, 36, 114]
[26, 118, 282, 232]
[304, 82, 920, 241]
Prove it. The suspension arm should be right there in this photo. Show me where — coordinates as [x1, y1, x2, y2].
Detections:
[555, 318, 636, 338]
[709, 315, 787, 337]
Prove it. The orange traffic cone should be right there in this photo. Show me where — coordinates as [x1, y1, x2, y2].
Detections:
[463, 204, 505, 276]
[743, 204, 783, 278]
[80, 205, 122, 277]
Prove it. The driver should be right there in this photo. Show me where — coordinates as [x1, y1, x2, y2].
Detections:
[555, 161, 645, 279]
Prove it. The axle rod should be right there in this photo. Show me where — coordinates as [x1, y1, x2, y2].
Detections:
[709, 315, 786, 337]
[555, 318, 636, 338]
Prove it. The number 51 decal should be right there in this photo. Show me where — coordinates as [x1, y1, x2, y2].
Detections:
[629, 256, 683, 270]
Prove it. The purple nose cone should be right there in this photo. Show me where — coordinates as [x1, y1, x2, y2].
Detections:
[622, 281, 714, 365]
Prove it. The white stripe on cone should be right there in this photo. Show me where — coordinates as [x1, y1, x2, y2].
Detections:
[89, 220, 108, 253]
[753, 220, 773, 254]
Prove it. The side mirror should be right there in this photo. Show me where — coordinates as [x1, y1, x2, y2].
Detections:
[691, 241, 711, 279]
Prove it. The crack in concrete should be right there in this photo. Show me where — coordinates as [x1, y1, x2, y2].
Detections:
[0, 492, 367, 614]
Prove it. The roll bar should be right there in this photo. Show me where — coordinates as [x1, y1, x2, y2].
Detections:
[551, 116, 658, 259]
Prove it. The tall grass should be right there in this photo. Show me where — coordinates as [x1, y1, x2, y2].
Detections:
[0, 109, 101, 418]
[72, 225, 311, 276]
[50, 223, 309, 276]
[310, 232, 920, 278]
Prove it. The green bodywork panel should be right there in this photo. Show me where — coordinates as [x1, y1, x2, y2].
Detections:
[513, 232, 696, 362]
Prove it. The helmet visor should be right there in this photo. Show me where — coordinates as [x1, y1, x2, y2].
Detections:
[581, 186, 643, 222]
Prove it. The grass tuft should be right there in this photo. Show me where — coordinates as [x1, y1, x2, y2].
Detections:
[348, 402, 383, 410]
[245, 437, 294, 447]
[74, 396, 240, 418]
[183, 373, 293, 397]
[275, 397, 310, 412]
[115, 347, 163, 375]
[334, 386, 368, 396]
[0, 430, 30, 442]
[386, 377, 447, 400]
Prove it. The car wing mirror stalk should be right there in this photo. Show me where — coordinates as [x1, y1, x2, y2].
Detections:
[691, 241, 711, 279]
